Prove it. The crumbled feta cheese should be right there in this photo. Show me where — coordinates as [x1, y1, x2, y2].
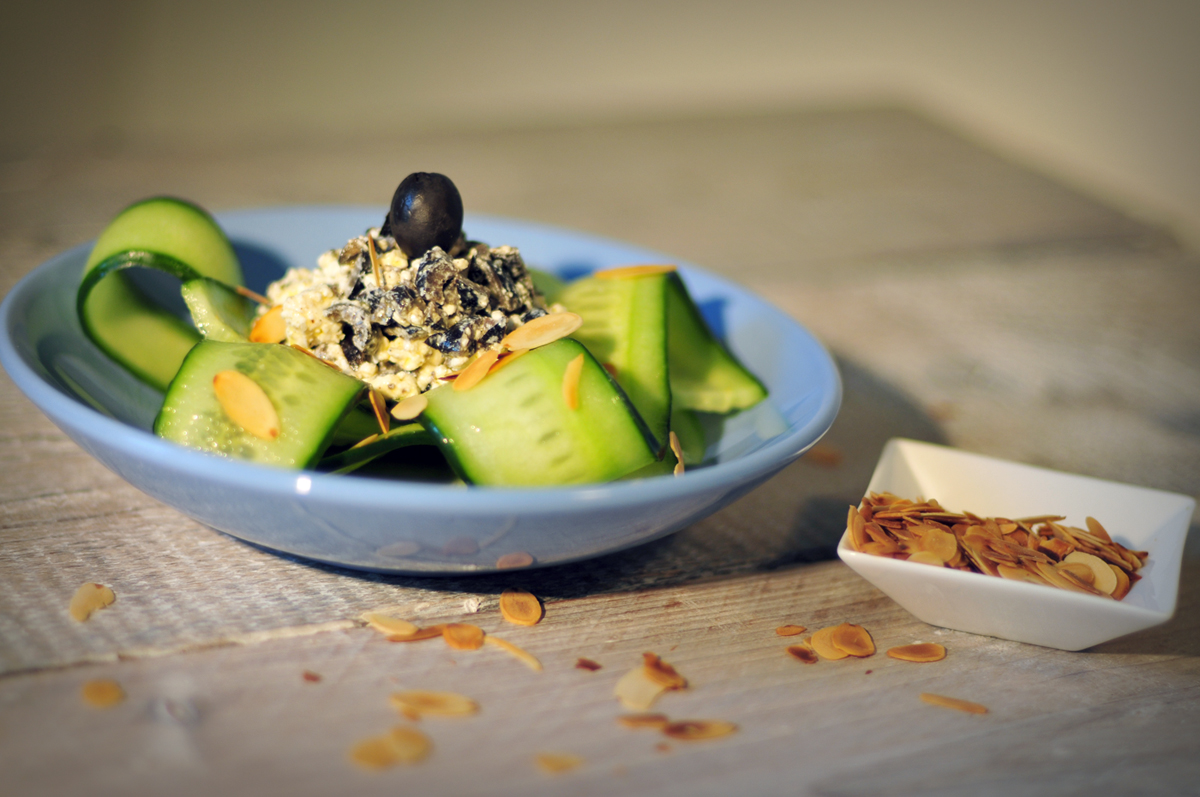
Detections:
[262, 229, 549, 401]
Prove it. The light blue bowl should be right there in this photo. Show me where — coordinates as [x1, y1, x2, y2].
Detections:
[0, 208, 840, 574]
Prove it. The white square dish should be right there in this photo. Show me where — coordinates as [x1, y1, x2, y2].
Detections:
[837, 438, 1195, 650]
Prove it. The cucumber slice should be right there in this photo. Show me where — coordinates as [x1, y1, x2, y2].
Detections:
[79, 197, 243, 391]
[420, 339, 657, 486]
[558, 272, 671, 451]
[155, 340, 364, 469]
[319, 423, 435, 474]
[666, 273, 767, 413]
[180, 277, 255, 342]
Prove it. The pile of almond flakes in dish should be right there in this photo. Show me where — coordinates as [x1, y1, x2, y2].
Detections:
[847, 492, 1147, 599]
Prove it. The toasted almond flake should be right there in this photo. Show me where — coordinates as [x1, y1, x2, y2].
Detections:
[390, 690, 479, 718]
[1058, 560, 1096, 585]
[483, 634, 543, 671]
[594, 264, 677, 280]
[997, 563, 1047, 585]
[68, 582, 115, 622]
[1064, 551, 1118, 595]
[367, 235, 384, 289]
[349, 726, 432, 769]
[302, 670, 322, 683]
[248, 304, 286, 343]
[443, 623, 486, 650]
[786, 645, 819, 664]
[1085, 516, 1113, 543]
[368, 388, 390, 434]
[534, 752, 584, 774]
[576, 658, 602, 671]
[488, 348, 529, 375]
[350, 433, 380, 449]
[81, 679, 124, 708]
[213, 369, 280, 440]
[662, 720, 739, 741]
[362, 612, 419, 637]
[562, 353, 584, 409]
[919, 528, 958, 562]
[388, 726, 432, 763]
[234, 285, 271, 306]
[499, 590, 543, 626]
[618, 712, 670, 729]
[670, 430, 684, 476]
[390, 393, 428, 421]
[642, 652, 688, 689]
[907, 550, 946, 567]
[775, 624, 807, 637]
[848, 505, 869, 552]
[454, 348, 502, 392]
[809, 627, 850, 660]
[920, 693, 988, 715]
[614, 665, 668, 710]
[830, 623, 875, 657]
[349, 735, 403, 770]
[1110, 563, 1132, 600]
[886, 643, 946, 662]
[495, 551, 534, 569]
[387, 624, 447, 643]
[499, 312, 583, 351]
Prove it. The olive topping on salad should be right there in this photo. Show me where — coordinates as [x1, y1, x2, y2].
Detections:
[383, 172, 464, 258]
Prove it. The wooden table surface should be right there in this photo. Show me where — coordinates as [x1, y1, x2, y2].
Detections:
[2, 108, 1198, 796]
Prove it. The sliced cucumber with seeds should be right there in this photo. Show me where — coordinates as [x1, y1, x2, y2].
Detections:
[180, 277, 256, 343]
[666, 273, 766, 414]
[79, 197, 243, 391]
[155, 340, 364, 469]
[557, 272, 671, 452]
[420, 339, 657, 486]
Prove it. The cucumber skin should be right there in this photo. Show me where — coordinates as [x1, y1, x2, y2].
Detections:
[79, 197, 243, 392]
[155, 340, 364, 469]
[420, 339, 657, 486]
[181, 277, 255, 342]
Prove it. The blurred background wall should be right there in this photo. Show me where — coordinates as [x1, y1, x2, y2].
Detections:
[3, 0, 1198, 248]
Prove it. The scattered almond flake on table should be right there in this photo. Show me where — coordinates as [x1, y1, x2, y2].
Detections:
[614, 653, 687, 710]
[388, 624, 447, 642]
[808, 627, 850, 660]
[442, 623, 486, 650]
[484, 635, 543, 671]
[830, 623, 875, 657]
[349, 726, 432, 769]
[390, 690, 479, 718]
[361, 612, 420, 637]
[575, 658, 602, 671]
[662, 720, 739, 741]
[786, 644, 819, 664]
[534, 752, 584, 775]
[68, 582, 115, 622]
[886, 643, 947, 662]
[775, 624, 807, 637]
[919, 693, 988, 715]
[302, 670, 323, 682]
[80, 679, 124, 708]
[498, 589, 544, 626]
[617, 713, 670, 730]
[847, 494, 1146, 600]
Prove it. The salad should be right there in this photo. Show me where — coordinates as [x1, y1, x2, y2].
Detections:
[76, 173, 767, 486]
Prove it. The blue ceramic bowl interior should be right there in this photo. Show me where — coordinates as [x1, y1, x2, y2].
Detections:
[0, 208, 841, 574]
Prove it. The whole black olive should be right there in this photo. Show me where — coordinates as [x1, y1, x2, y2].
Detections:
[383, 172, 464, 258]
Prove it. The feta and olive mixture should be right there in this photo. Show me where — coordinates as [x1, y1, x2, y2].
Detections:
[261, 173, 552, 401]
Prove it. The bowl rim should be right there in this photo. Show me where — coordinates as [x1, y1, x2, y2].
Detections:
[0, 207, 842, 515]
